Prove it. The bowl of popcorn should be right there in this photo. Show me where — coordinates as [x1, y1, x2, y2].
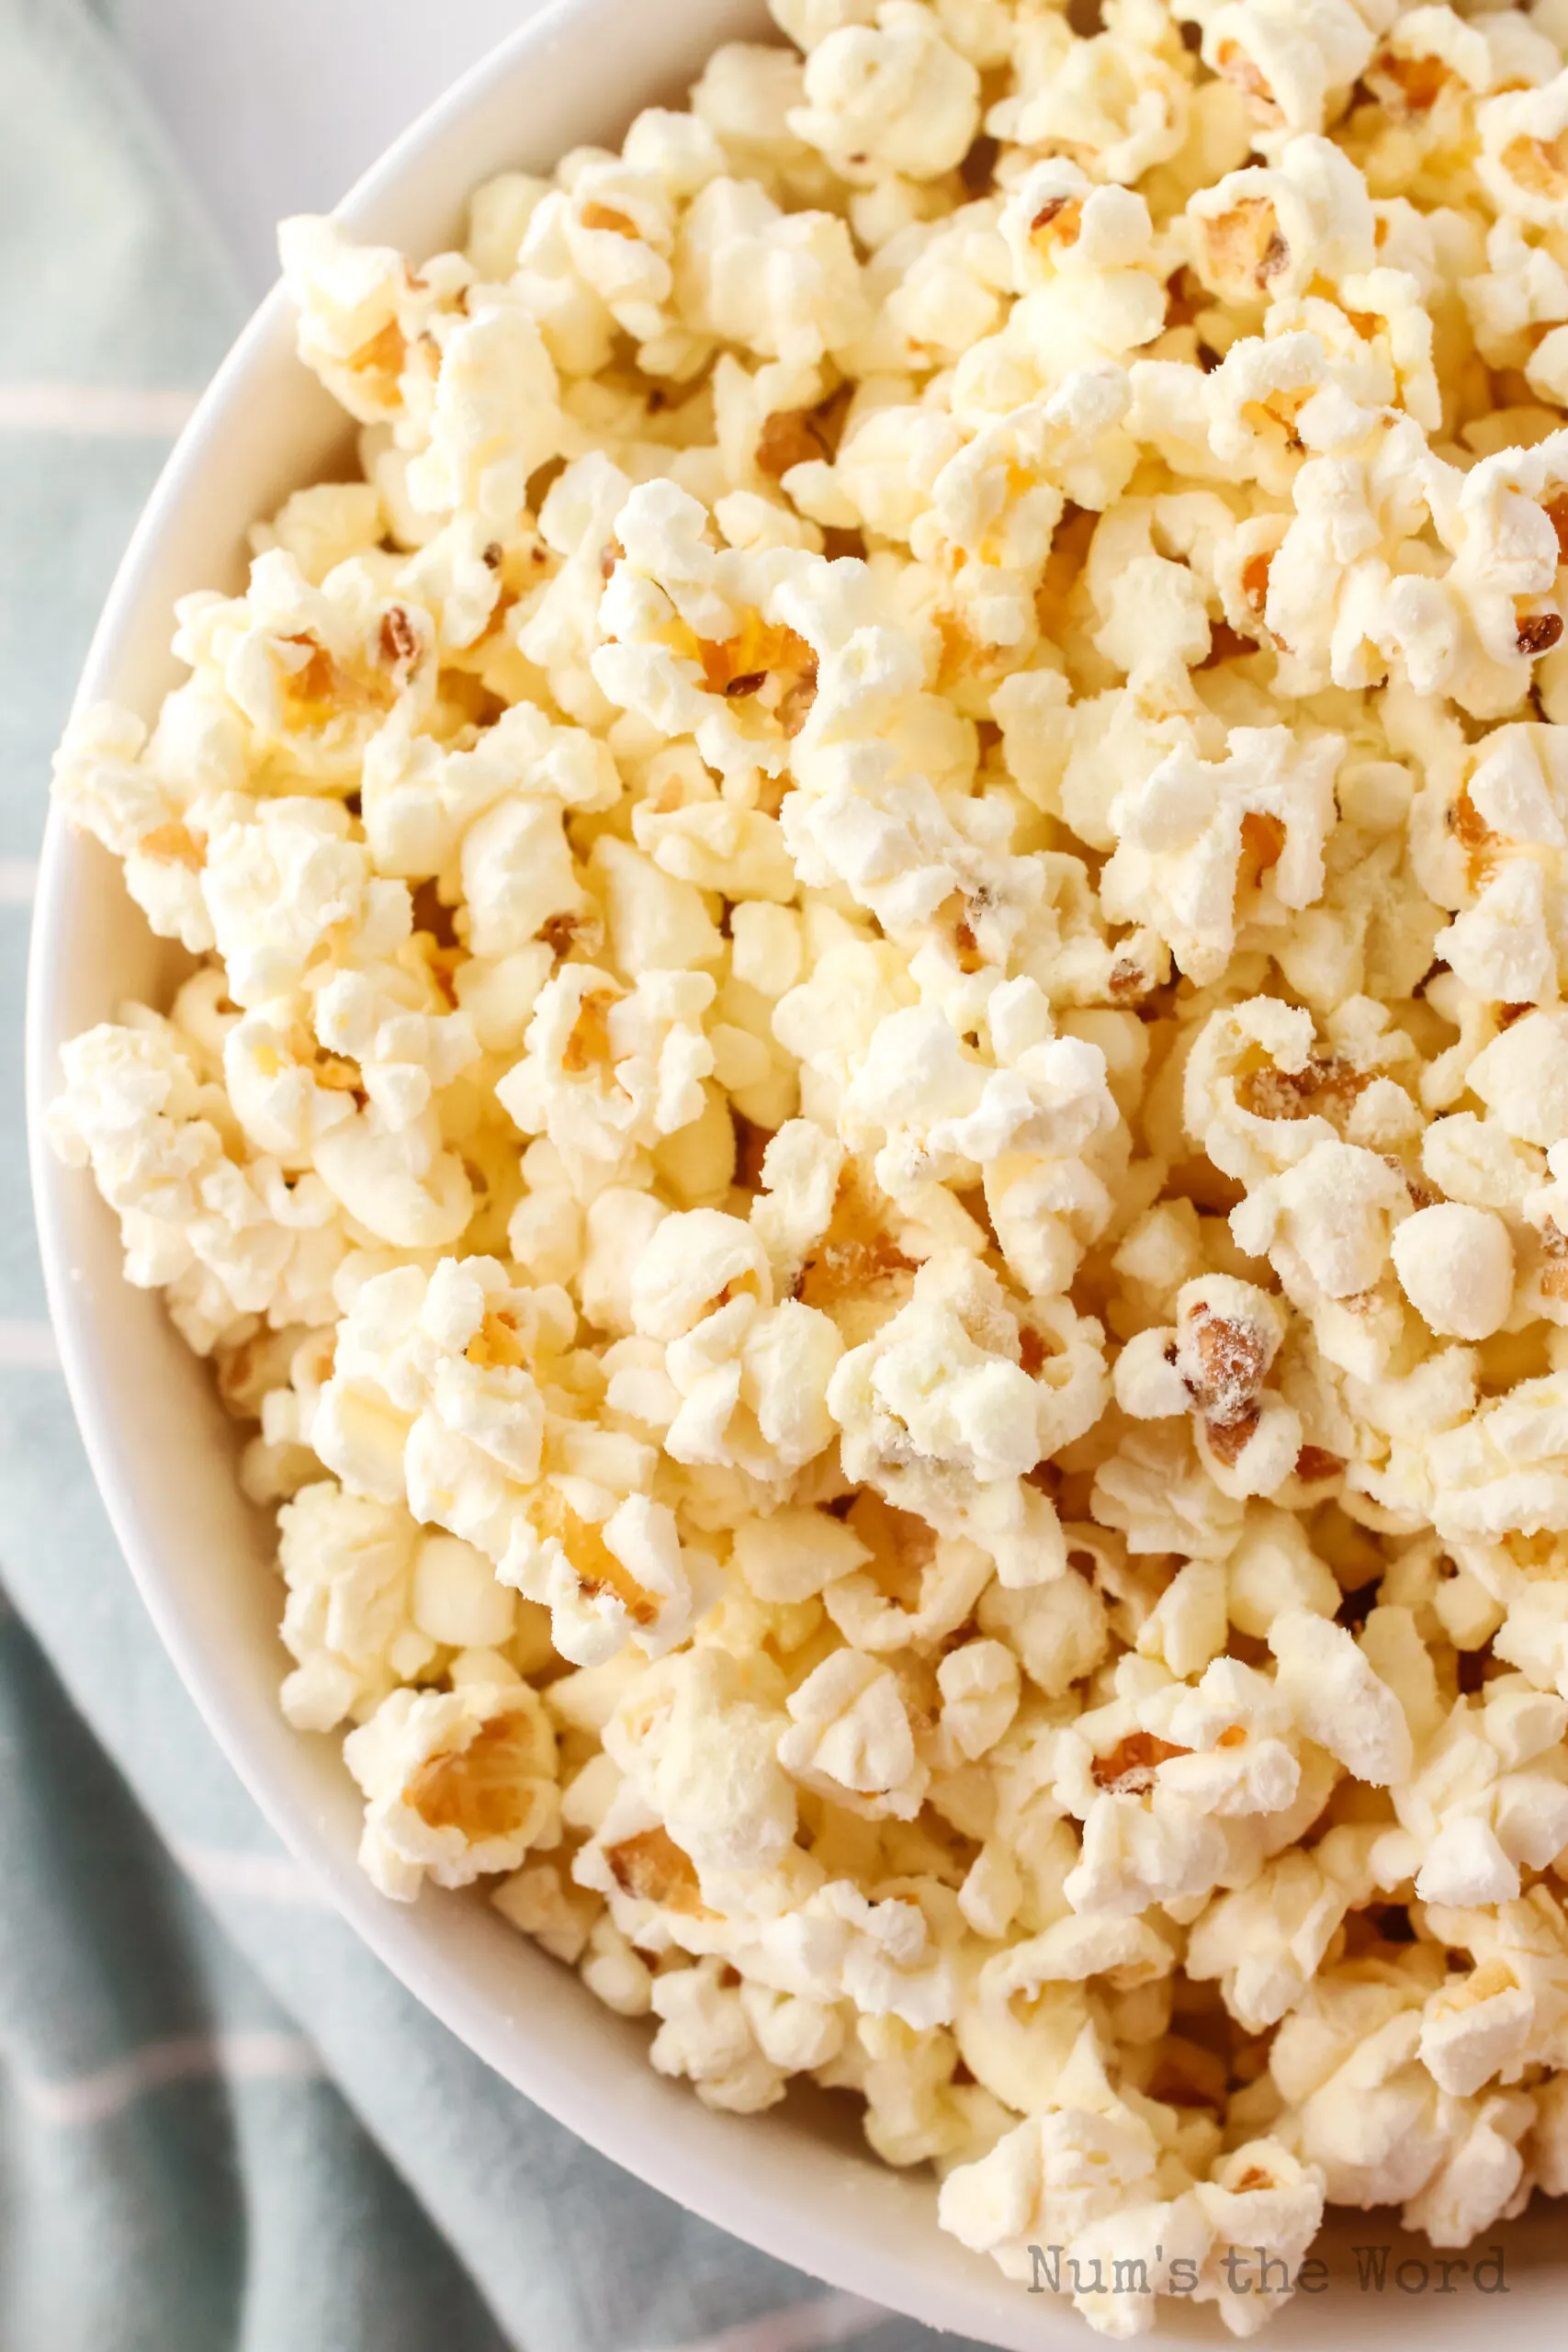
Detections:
[28, 0, 1568, 2338]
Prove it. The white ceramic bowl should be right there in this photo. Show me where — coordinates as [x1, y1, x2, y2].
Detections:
[25, 7, 1568, 2345]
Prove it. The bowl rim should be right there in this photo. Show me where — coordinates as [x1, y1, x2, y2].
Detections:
[20, 7, 1043, 2345]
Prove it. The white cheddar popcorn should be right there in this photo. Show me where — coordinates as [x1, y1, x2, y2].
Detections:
[828, 1253, 1107, 1585]
[496, 962, 717, 1193]
[1101, 728, 1342, 988]
[777, 1648, 930, 1818]
[276, 1480, 433, 1731]
[49, 1012, 352, 1350]
[344, 1677, 558, 1900]
[1391, 1203, 1515, 1342]
[53, 4, 1568, 2327]
[788, 3, 980, 185]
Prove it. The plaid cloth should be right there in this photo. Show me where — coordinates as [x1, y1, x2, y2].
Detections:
[0, 4, 993, 2346]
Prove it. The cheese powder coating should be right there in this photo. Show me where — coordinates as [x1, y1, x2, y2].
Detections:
[47, 0, 1568, 2330]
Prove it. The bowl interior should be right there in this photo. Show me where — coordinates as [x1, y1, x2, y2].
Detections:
[25, 3, 1567, 2344]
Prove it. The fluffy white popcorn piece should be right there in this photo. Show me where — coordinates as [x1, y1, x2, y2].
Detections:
[1271, 1963, 1537, 2237]
[1092, 1419, 1248, 1563]
[1228, 1137, 1407, 1377]
[649, 1958, 792, 2112]
[938, 2029, 1220, 2325]
[1185, 1827, 1382, 2032]
[402, 302, 564, 535]
[1465, 215, 1568, 378]
[1373, 1681, 1568, 1905]
[175, 548, 440, 794]
[1184, 131, 1376, 305]
[1417, 1886, 1568, 2099]
[540, 119, 728, 368]
[638, 1263, 843, 1482]
[1204, 4, 1383, 137]
[362, 697, 618, 888]
[344, 1677, 558, 1899]
[491, 1855, 599, 1964]
[51, 702, 222, 952]
[840, 987, 1123, 1293]
[1190, 2142, 1326, 2335]
[1466, 1010, 1568, 1152]
[48, 1012, 352, 1348]
[989, 10, 1191, 185]
[278, 214, 458, 424]
[1269, 1610, 1413, 1787]
[630, 1206, 771, 1340]
[496, 962, 716, 1194]
[827, 1253, 1107, 1586]
[1225, 1510, 1340, 1637]
[788, 2, 980, 183]
[1391, 1204, 1515, 1342]
[826, 1502, 993, 1655]
[1101, 729, 1342, 988]
[1424, 1370, 1568, 1544]
[731, 1505, 871, 1603]
[1477, 68, 1568, 229]
[595, 477, 933, 794]
[198, 795, 393, 1008]
[410, 1530, 518, 1651]
[783, 742, 1030, 950]
[777, 1648, 930, 1819]
[933, 1638, 1021, 1763]
[276, 1481, 433, 1731]
[1184, 994, 1422, 1192]
[312, 1255, 562, 1550]
[1114, 1273, 1301, 1500]
[761, 1879, 958, 2029]
[602, 1643, 796, 1880]
[502, 1487, 717, 1672]
[674, 175, 866, 367]
[1372, 6, 1559, 111]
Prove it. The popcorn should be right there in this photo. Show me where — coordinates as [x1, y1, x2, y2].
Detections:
[788, 3, 981, 185]
[1390, 1203, 1515, 1342]
[1197, 3, 1378, 141]
[1269, 1609, 1413, 1786]
[311, 1255, 563, 1548]
[278, 213, 461, 425]
[402, 303, 564, 536]
[1100, 727, 1343, 988]
[1418, 1886, 1568, 2097]
[51, 702, 220, 952]
[674, 176, 866, 367]
[48, 1012, 352, 1348]
[603, 1643, 797, 1879]
[649, 1958, 792, 2112]
[276, 1480, 432, 1731]
[824, 1499, 993, 1653]
[990, 9, 1191, 185]
[1114, 1273, 1301, 1499]
[496, 962, 717, 1194]
[777, 1648, 930, 1818]
[344, 1676, 558, 1899]
[1478, 69, 1568, 229]
[176, 549, 439, 794]
[1185, 1826, 1382, 2031]
[1185, 133, 1376, 306]
[53, 8, 1568, 2325]
[828, 1253, 1108, 1585]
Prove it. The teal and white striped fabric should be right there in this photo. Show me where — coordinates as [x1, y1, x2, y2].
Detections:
[0, 4, 992, 2346]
